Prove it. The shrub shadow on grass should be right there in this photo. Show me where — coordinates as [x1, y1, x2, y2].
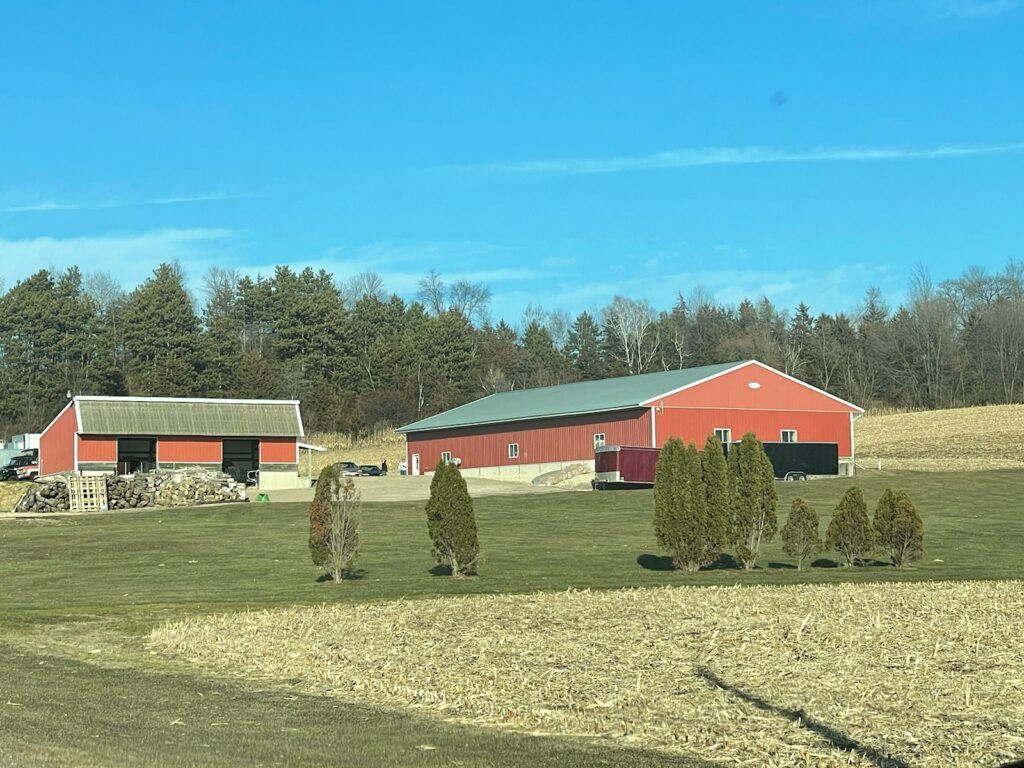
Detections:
[637, 553, 675, 571]
[315, 569, 367, 583]
[767, 562, 798, 570]
[429, 564, 452, 576]
[704, 552, 741, 571]
[811, 558, 841, 569]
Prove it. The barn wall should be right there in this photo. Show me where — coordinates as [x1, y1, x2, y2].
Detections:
[647, 362, 857, 413]
[77, 435, 117, 462]
[655, 408, 853, 456]
[405, 409, 652, 471]
[157, 437, 222, 464]
[260, 437, 298, 464]
[39, 402, 77, 475]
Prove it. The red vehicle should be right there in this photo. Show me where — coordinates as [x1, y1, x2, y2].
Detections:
[0, 450, 39, 481]
[593, 445, 660, 489]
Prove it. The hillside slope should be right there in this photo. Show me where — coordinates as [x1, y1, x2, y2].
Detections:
[856, 404, 1024, 471]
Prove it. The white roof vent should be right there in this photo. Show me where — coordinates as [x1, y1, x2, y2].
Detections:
[747, 381, 761, 389]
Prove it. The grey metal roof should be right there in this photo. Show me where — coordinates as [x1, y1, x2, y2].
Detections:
[75, 397, 303, 437]
[397, 361, 746, 433]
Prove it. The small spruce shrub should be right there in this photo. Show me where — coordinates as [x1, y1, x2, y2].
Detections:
[826, 486, 873, 566]
[425, 460, 480, 577]
[873, 488, 923, 568]
[781, 497, 822, 570]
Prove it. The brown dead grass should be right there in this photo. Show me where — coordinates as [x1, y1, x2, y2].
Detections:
[857, 404, 1024, 471]
[149, 581, 1024, 767]
[0, 481, 33, 512]
[305, 429, 407, 476]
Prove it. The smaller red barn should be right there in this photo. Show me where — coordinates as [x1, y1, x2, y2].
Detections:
[39, 396, 307, 489]
[397, 360, 863, 477]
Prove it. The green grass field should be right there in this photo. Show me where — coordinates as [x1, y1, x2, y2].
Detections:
[1, 469, 1021, 766]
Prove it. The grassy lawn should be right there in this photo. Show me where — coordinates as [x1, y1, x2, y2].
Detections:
[0, 468, 1020, 766]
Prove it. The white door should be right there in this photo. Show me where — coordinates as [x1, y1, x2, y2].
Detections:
[411, 453, 420, 476]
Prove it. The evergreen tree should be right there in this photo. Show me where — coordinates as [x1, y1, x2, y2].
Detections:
[566, 312, 606, 380]
[873, 488, 923, 568]
[781, 497, 823, 570]
[728, 432, 778, 570]
[425, 460, 480, 576]
[653, 439, 715, 571]
[826, 486, 873, 566]
[121, 263, 203, 395]
[309, 464, 340, 569]
[700, 434, 730, 563]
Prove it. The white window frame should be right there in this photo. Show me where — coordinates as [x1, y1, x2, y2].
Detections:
[508, 442, 519, 459]
[781, 429, 798, 443]
[714, 428, 732, 444]
[593, 432, 606, 449]
[440, 451, 452, 464]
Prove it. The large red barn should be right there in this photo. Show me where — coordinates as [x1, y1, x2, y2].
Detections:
[397, 360, 863, 477]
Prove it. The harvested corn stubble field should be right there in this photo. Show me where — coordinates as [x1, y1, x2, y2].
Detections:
[149, 580, 1024, 767]
[857, 404, 1024, 471]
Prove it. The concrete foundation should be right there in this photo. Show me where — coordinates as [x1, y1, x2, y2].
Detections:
[451, 459, 596, 481]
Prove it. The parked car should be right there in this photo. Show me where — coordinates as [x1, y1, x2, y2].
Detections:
[0, 451, 38, 481]
[359, 464, 384, 477]
[332, 461, 362, 477]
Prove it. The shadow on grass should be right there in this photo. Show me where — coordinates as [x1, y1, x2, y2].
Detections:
[811, 558, 841, 569]
[315, 569, 368, 583]
[704, 552, 741, 570]
[767, 562, 798, 570]
[636, 554, 675, 571]
[695, 666, 910, 768]
[429, 564, 452, 576]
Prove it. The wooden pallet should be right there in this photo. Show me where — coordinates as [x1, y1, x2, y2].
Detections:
[68, 474, 108, 512]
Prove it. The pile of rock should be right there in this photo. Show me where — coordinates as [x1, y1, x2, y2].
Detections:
[15, 467, 248, 513]
[15, 479, 70, 513]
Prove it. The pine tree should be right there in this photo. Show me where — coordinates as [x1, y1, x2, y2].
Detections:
[653, 437, 686, 567]
[309, 464, 339, 569]
[425, 461, 480, 576]
[701, 434, 730, 564]
[873, 488, 923, 568]
[728, 433, 778, 570]
[121, 263, 203, 396]
[781, 497, 822, 570]
[566, 312, 606, 380]
[826, 486, 873, 566]
[653, 439, 716, 571]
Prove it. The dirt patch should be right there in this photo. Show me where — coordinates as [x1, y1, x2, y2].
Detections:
[149, 581, 1024, 767]
[0, 481, 33, 512]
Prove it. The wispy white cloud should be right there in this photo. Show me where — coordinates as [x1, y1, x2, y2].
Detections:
[457, 142, 1024, 175]
[0, 228, 236, 288]
[3, 192, 253, 213]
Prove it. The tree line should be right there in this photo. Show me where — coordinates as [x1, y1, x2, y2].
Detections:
[2, 259, 1023, 435]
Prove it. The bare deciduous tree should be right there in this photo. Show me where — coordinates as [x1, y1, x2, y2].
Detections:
[602, 296, 660, 374]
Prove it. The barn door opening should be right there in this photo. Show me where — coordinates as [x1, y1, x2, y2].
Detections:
[117, 438, 156, 474]
[222, 439, 259, 484]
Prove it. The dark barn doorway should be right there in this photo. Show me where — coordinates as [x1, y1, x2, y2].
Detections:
[117, 438, 156, 474]
[222, 439, 259, 484]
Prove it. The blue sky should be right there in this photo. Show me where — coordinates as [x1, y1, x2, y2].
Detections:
[1, 0, 1022, 321]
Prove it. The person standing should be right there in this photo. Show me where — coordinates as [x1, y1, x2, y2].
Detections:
[381, 458, 389, 475]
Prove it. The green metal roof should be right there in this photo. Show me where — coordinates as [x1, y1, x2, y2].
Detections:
[397, 361, 746, 433]
[76, 398, 303, 437]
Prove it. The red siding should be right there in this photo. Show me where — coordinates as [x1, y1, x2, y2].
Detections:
[39, 402, 77, 475]
[655, 408, 853, 456]
[406, 409, 652, 471]
[157, 437, 222, 463]
[78, 435, 117, 462]
[260, 437, 298, 463]
[646, 361, 859, 413]
[651, 363, 858, 457]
